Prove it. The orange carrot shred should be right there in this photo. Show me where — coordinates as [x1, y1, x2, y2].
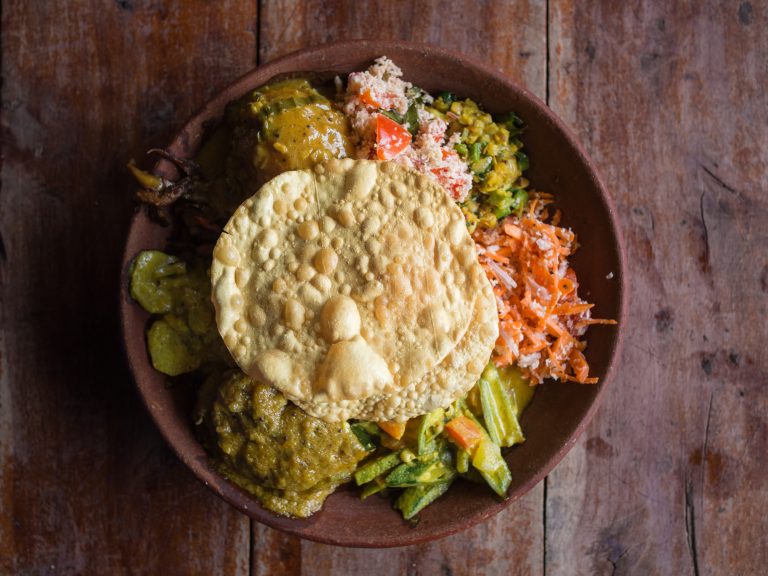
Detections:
[473, 195, 616, 385]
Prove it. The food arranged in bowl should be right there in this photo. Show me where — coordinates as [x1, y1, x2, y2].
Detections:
[127, 57, 616, 523]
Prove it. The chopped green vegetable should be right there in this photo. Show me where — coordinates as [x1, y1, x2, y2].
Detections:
[380, 109, 404, 124]
[385, 460, 430, 487]
[469, 142, 483, 163]
[456, 448, 470, 474]
[450, 396, 514, 498]
[478, 363, 524, 448]
[395, 479, 454, 521]
[500, 365, 536, 414]
[350, 423, 378, 452]
[497, 111, 525, 136]
[512, 189, 528, 217]
[386, 458, 443, 488]
[354, 421, 381, 436]
[417, 408, 445, 455]
[487, 187, 528, 219]
[360, 477, 387, 499]
[400, 449, 417, 464]
[386, 443, 454, 488]
[354, 451, 403, 486]
[472, 437, 512, 497]
[471, 156, 493, 176]
[405, 103, 419, 135]
[435, 91, 456, 106]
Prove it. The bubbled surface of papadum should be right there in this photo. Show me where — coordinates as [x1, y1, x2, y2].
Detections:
[210, 159, 495, 421]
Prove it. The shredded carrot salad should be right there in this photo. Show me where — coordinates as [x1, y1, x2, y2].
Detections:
[473, 194, 616, 385]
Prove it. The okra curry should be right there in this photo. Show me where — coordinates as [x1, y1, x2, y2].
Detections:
[129, 57, 614, 521]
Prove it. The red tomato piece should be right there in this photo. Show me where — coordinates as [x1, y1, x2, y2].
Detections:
[375, 114, 412, 160]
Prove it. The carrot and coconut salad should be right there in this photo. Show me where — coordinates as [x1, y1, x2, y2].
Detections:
[339, 57, 615, 386]
[474, 196, 617, 384]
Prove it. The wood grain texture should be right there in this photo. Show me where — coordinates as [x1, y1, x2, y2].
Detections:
[259, 0, 547, 97]
[546, 1, 768, 574]
[253, 2, 547, 574]
[0, 1, 257, 574]
[2, 0, 766, 574]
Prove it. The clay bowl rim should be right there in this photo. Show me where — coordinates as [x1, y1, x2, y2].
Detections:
[119, 40, 627, 548]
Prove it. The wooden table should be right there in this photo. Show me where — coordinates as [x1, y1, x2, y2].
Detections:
[2, 1, 766, 574]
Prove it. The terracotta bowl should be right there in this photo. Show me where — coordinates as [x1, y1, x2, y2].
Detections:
[120, 41, 626, 547]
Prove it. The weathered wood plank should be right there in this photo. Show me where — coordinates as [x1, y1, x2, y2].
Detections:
[259, 0, 547, 97]
[253, 2, 547, 573]
[261, 491, 545, 576]
[0, 1, 257, 574]
[5, 1, 763, 573]
[547, 1, 768, 574]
